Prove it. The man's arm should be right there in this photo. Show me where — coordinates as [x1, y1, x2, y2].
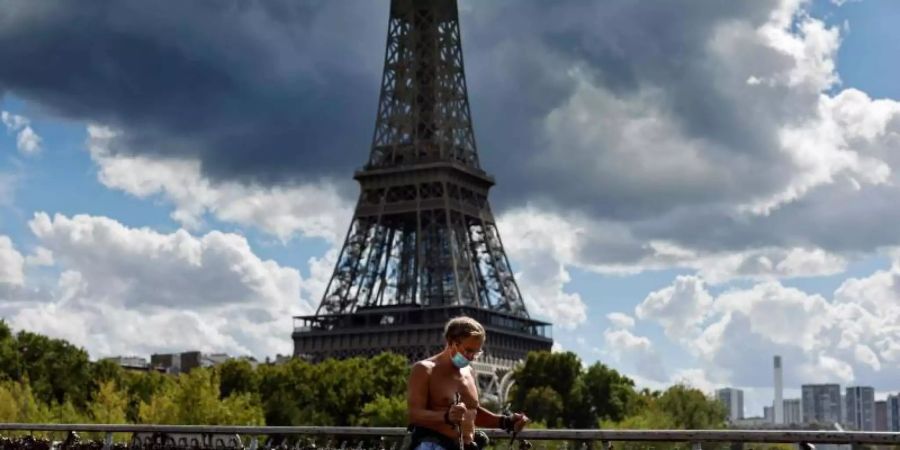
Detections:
[475, 406, 530, 432]
[407, 362, 465, 429]
[474, 406, 502, 428]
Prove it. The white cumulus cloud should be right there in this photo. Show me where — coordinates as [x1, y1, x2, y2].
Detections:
[0, 235, 25, 287]
[87, 125, 352, 244]
[635, 260, 900, 389]
[2, 110, 41, 154]
[2, 213, 321, 358]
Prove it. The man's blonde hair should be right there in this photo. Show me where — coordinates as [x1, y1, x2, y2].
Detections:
[444, 316, 485, 343]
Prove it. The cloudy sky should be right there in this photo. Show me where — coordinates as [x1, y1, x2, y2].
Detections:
[3, 0, 900, 417]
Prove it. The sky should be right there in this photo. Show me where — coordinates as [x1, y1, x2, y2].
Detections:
[2, 0, 900, 419]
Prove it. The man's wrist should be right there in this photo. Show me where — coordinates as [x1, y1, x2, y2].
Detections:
[444, 409, 453, 425]
[498, 414, 515, 432]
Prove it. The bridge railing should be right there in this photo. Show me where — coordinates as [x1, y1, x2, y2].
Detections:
[1, 424, 899, 450]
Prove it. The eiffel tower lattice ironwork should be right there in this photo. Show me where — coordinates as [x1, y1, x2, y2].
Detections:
[293, 0, 552, 400]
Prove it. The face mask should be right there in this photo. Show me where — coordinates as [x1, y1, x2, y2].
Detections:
[451, 346, 471, 369]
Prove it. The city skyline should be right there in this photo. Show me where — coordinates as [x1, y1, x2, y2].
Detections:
[712, 354, 897, 428]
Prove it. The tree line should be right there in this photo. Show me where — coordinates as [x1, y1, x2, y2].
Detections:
[0, 320, 726, 431]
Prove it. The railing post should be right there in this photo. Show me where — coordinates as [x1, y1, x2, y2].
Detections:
[103, 432, 113, 450]
[691, 442, 702, 450]
[249, 436, 258, 450]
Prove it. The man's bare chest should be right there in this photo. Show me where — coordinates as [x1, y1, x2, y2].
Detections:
[428, 370, 479, 409]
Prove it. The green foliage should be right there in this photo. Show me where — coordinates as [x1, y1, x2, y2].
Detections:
[121, 370, 172, 422]
[90, 359, 125, 396]
[581, 362, 635, 421]
[89, 381, 127, 424]
[309, 353, 410, 426]
[656, 384, 726, 429]
[601, 385, 725, 450]
[0, 379, 50, 423]
[217, 359, 259, 398]
[15, 330, 92, 407]
[601, 384, 727, 450]
[49, 399, 87, 424]
[367, 353, 409, 398]
[356, 395, 407, 426]
[522, 386, 564, 427]
[257, 358, 318, 425]
[0, 320, 21, 382]
[0, 325, 731, 434]
[138, 368, 264, 425]
[511, 352, 637, 428]
[511, 351, 584, 427]
[512, 352, 581, 410]
[253, 352, 409, 427]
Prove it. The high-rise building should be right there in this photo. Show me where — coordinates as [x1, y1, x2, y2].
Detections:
[802, 384, 842, 425]
[841, 393, 846, 426]
[875, 400, 888, 431]
[887, 394, 900, 432]
[716, 388, 744, 422]
[150, 351, 233, 374]
[783, 398, 802, 425]
[764, 405, 774, 423]
[845, 386, 875, 430]
[102, 355, 148, 368]
[774, 356, 783, 424]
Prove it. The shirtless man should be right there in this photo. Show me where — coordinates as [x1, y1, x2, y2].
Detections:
[407, 316, 530, 450]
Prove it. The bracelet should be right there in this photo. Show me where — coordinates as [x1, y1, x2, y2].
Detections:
[498, 414, 515, 432]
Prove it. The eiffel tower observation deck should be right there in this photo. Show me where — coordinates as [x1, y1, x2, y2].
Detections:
[293, 0, 553, 397]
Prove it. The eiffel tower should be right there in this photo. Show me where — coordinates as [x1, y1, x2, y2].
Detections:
[292, 0, 552, 400]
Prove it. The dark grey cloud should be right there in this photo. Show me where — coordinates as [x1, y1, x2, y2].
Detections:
[0, 0, 387, 183]
[3, 0, 899, 260]
[461, 0, 790, 214]
[0, 0, 785, 193]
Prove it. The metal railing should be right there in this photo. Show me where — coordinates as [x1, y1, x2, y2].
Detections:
[1, 424, 899, 450]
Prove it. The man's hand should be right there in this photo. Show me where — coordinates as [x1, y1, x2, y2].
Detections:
[510, 412, 530, 432]
[447, 403, 467, 424]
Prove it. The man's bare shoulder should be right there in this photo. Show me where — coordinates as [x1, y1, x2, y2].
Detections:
[411, 358, 437, 374]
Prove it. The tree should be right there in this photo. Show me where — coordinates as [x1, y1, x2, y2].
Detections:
[510, 351, 582, 413]
[562, 377, 594, 428]
[356, 395, 407, 427]
[581, 362, 635, 422]
[121, 369, 172, 423]
[656, 384, 726, 429]
[90, 359, 125, 396]
[0, 320, 21, 382]
[510, 352, 639, 429]
[522, 386, 564, 427]
[83, 380, 129, 441]
[15, 330, 92, 407]
[257, 359, 318, 426]
[606, 384, 725, 434]
[138, 368, 264, 425]
[89, 381, 128, 424]
[601, 403, 677, 450]
[49, 399, 87, 424]
[137, 382, 178, 424]
[217, 359, 259, 398]
[314, 357, 370, 425]
[0, 379, 50, 423]
[365, 352, 409, 399]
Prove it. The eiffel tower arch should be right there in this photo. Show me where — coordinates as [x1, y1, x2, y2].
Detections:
[292, 0, 553, 402]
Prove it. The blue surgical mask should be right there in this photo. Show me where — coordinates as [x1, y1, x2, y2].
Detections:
[451, 349, 470, 369]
